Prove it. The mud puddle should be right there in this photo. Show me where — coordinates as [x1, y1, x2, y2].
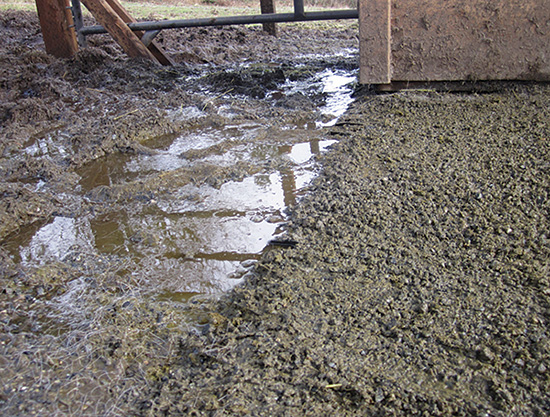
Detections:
[4, 67, 355, 314]
[279, 68, 356, 127]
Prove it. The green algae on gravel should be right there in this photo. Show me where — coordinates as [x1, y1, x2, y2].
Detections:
[140, 84, 550, 416]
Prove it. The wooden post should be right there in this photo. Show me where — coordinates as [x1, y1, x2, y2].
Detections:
[80, 0, 158, 62]
[35, 0, 79, 58]
[260, 0, 277, 36]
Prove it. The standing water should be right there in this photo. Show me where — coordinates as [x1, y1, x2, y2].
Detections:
[6, 67, 357, 311]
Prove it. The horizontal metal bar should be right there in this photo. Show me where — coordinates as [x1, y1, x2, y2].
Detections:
[80, 9, 358, 35]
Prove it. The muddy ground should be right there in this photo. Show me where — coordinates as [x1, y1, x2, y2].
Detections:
[1, 9, 550, 417]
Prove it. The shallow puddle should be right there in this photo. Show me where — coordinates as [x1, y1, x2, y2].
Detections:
[318, 69, 357, 126]
[82, 136, 337, 297]
[6, 66, 356, 309]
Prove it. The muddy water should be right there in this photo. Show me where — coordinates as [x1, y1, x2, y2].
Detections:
[5, 68, 355, 310]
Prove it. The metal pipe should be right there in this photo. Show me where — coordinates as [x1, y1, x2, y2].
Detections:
[141, 30, 161, 47]
[293, 0, 305, 19]
[70, 0, 87, 47]
[80, 9, 358, 35]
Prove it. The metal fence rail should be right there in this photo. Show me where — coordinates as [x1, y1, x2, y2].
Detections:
[74, 0, 358, 38]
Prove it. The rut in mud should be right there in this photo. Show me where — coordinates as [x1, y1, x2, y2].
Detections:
[1, 9, 550, 417]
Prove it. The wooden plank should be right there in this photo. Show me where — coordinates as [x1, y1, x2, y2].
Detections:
[80, 0, 157, 62]
[359, 0, 550, 84]
[104, 0, 174, 65]
[35, 0, 78, 58]
[390, 0, 550, 82]
[359, 0, 391, 84]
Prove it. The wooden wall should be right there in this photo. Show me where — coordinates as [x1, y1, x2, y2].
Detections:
[359, 0, 550, 84]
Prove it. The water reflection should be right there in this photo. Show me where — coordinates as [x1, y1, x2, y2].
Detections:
[9, 66, 355, 305]
[84, 138, 334, 295]
[10, 132, 338, 296]
[274, 68, 357, 128]
[20, 216, 95, 265]
[318, 69, 357, 127]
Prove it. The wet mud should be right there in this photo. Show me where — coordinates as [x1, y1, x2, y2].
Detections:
[1, 9, 550, 417]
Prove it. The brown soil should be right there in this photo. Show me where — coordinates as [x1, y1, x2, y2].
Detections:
[1, 9, 549, 417]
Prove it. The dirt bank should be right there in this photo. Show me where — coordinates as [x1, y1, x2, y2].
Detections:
[1, 9, 550, 417]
